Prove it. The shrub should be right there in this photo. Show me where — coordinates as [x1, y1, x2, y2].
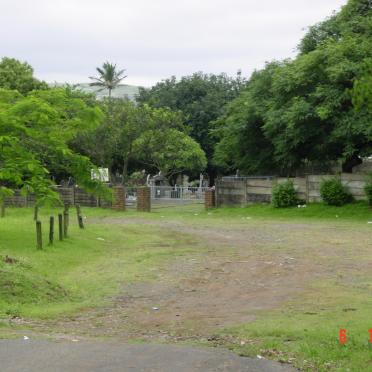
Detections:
[364, 174, 372, 206]
[320, 178, 353, 206]
[272, 181, 298, 208]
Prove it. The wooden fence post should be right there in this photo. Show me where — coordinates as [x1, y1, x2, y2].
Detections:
[34, 205, 39, 221]
[58, 213, 63, 241]
[0, 201, 5, 218]
[76, 203, 84, 229]
[78, 215, 85, 229]
[63, 211, 69, 238]
[49, 216, 54, 245]
[76, 203, 81, 218]
[36, 220, 42, 250]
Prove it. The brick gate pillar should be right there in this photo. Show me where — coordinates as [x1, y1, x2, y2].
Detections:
[137, 187, 151, 212]
[112, 185, 125, 211]
[205, 189, 216, 209]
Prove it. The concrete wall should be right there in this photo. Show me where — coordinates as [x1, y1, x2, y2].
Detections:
[246, 178, 272, 203]
[216, 174, 369, 207]
[215, 180, 247, 206]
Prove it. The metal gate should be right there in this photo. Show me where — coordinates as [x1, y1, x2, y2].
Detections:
[125, 186, 207, 209]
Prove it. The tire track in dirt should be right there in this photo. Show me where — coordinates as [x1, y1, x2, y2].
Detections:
[27, 216, 335, 343]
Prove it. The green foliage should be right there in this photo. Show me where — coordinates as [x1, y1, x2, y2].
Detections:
[353, 59, 372, 110]
[213, 0, 372, 175]
[0, 135, 54, 204]
[213, 63, 279, 174]
[128, 170, 146, 186]
[364, 173, 372, 205]
[137, 72, 246, 176]
[209, 201, 370, 221]
[320, 178, 353, 206]
[271, 181, 298, 208]
[0, 57, 48, 94]
[133, 128, 207, 177]
[72, 98, 205, 183]
[71, 98, 143, 174]
[0, 87, 108, 202]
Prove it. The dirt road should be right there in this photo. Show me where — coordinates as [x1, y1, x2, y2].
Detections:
[7, 213, 370, 370]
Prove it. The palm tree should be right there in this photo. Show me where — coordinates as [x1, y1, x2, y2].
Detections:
[89, 62, 127, 99]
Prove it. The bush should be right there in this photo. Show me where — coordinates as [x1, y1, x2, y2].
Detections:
[272, 181, 298, 208]
[364, 174, 372, 206]
[320, 178, 353, 206]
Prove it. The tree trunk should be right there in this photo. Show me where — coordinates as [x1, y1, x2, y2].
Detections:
[107, 88, 113, 121]
[342, 154, 362, 173]
[122, 160, 128, 185]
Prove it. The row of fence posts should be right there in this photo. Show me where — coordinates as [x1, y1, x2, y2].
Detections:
[35, 203, 84, 250]
[35, 187, 216, 249]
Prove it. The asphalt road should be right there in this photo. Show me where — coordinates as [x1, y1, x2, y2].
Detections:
[0, 339, 296, 372]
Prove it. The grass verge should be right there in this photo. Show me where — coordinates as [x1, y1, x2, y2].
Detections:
[220, 281, 372, 371]
[0, 206, 198, 319]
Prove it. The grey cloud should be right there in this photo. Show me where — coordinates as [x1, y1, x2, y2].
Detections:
[0, 0, 347, 86]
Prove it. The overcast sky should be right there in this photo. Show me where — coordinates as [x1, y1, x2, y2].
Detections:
[1, 0, 347, 87]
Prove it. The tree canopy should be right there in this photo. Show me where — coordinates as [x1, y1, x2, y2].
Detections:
[72, 98, 206, 183]
[213, 0, 372, 176]
[133, 128, 207, 178]
[353, 59, 372, 110]
[0, 87, 108, 204]
[137, 72, 246, 179]
[0, 57, 48, 95]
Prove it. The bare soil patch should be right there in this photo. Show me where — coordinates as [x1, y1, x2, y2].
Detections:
[23, 214, 370, 345]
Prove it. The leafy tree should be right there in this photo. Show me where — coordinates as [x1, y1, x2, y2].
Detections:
[213, 63, 280, 175]
[132, 106, 203, 179]
[0, 135, 54, 214]
[137, 72, 246, 180]
[0, 88, 109, 206]
[89, 62, 127, 99]
[72, 99, 192, 183]
[214, 0, 372, 176]
[265, 0, 372, 173]
[73, 99, 152, 183]
[0, 57, 48, 94]
[353, 59, 372, 110]
[133, 128, 207, 179]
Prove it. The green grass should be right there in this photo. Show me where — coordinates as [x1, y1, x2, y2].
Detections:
[209, 201, 372, 222]
[221, 282, 372, 371]
[135, 201, 372, 224]
[0, 206, 198, 319]
[202, 202, 372, 371]
[1, 202, 372, 370]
